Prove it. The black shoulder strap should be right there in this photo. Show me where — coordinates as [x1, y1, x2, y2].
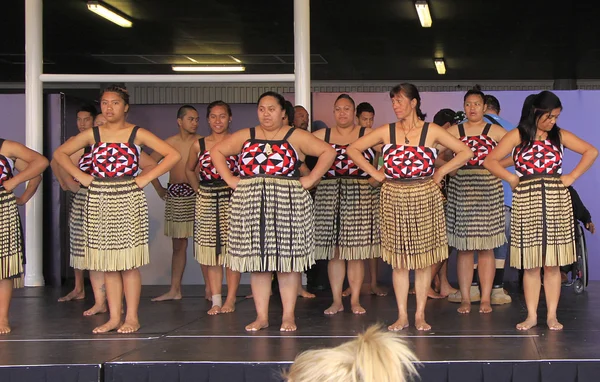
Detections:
[419, 123, 430, 146]
[128, 126, 141, 145]
[92, 126, 101, 143]
[324, 128, 331, 143]
[359, 126, 366, 138]
[283, 127, 296, 141]
[457, 123, 466, 138]
[389, 123, 396, 145]
[249, 127, 255, 140]
[482, 123, 492, 136]
[199, 138, 206, 152]
[0, 138, 4, 151]
[484, 114, 503, 128]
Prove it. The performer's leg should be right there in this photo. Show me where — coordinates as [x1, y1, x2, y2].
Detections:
[477, 249, 495, 313]
[207, 265, 224, 315]
[517, 267, 541, 330]
[325, 249, 345, 315]
[457, 251, 475, 313]
[93, 271, 123, 333]
[389, 268, 409, 331]
[347, 260, 365, 314]
[245, 272, 271, 331]
[368, 258, 387, 296]
[0, 279, 13, 334]
[152, 238, 188, 301]
[439, 260, 458, 297]
[119, 268, 142, 333]
[278, 272, 299, 332]
[543, 265, 563, 330]
[58, 268, 85, 302]
[83, 271, 107, 316]
[221, 268, 241, 313]
[414, 266, 432, 331]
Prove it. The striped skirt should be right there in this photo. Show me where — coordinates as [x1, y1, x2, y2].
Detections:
[380, 178, 448, 270]
[446, 168, 507, 251]
[0, 189, 23, 281]
[69, 187, 87, 270]
[225, 176, 315, 273]
[510, 175, 575, 269]
[194, 181, 231, 266]
[84, 177, 149, 271]
[164, 183, 196, 239]
[314, 177, 381, 260]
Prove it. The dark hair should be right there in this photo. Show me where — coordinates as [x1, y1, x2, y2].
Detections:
[284, 100, 295, 125]
[484, 95, 501, 113]
[519, 93, 538, 123]
[356, 102, 375, 117]
[206, 101, 232, 118]
[433, 108, 456, 127]
[389, 83, 427, 120]
[464, 84, 485, 103]
[100, 84, 130, 105]
[77, 104, 98, 119]
[517, 91, 562, 150]
[335, 94, 356, 109]
[257, 91, 285, 110]
[177, 104, 197, 119]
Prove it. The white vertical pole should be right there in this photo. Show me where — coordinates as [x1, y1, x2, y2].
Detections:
[24, 0, 45, 286]
[294, 0, 311, 130]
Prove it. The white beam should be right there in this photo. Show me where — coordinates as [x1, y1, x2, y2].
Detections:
[25, 0, 45, 287]
[294, 0, 311, 130]
[40, 74, 295, 83]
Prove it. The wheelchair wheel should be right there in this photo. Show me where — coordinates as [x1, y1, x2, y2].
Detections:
[573, 278, 584, 294]
[573, 224, 588, 294]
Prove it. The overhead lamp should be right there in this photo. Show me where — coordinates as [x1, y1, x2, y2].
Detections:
[434, 58, 446, 75]
[172, 65, 246, 72]
[87, 1, 132, 28]
[414, 1, 432, 28]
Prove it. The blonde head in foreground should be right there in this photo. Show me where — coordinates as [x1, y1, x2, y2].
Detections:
[283, 324, 421, 382]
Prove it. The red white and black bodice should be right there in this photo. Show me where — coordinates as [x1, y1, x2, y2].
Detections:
[513, 140, 563, 177]
[457, 123, 498, 167]
[323, 127, 375, 178]
[382, 122, 438, 179]
[88, 126, 141, 178]
[239, 128, 301, 177]
[0, 139, 14, 188]
[78, 146, 93, 174]
[197, 137, 239, 182]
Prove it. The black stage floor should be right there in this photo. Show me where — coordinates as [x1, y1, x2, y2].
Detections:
[3, 282, 600, 382]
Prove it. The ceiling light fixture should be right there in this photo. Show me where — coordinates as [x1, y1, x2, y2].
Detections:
[434, 58, 446, 75]
[414, 0, 432, 28]
[171, 65, 246, 72]
[229, 55, 242, 64]
[87, 1, 132, 28]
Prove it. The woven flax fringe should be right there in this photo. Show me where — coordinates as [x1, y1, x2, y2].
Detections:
[225, 177, 315, 273]
[446, 168, 507, 251]
[69, 187, 88, 270]
[314, 178, 381, 260]
[380, 179, 448, 270]
[510, 176, 576, 269]
[194, 183, 231, 266]
[164, 194, 195, 239]
[0, 189, 23, 281]
[84, 178, 149, 271]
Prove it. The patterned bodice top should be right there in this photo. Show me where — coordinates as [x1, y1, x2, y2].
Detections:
[78, 146, 93, 174]
[382, 122, 438, 179]
[323, 127, 375, 178]
[89, 126, 141, 178]
[457, 123, 498, 167]
[197, 137, 239, 182]
[513, 140, 563, 177]
[239, 127, 300, 177]
[0, 139, 14, 187]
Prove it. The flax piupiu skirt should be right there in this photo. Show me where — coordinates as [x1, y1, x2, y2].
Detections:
[194, 181, 231, 266]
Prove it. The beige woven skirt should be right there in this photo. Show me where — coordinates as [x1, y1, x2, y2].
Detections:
[0, 189, 23, 281]
[164, 183, 196, 239]
[194, 181, 231, 266]
[69, 187, 87, 270]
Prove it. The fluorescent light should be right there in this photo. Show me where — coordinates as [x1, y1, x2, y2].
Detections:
[229, 55, 242, 63]
[415, 1, 432, 28]
[434, 58, 446, 75]
[172, 65, 246, 72]
[87, 1, 132, 28]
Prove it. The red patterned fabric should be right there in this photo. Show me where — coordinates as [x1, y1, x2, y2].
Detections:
[461, 135, 498, 166]
[325, 144, 374, 178]
[382, 144, 438, 179]
[239, 140, 298, 177]
[167, 183, 196, 197]
[197, 151, 238, 181]
[513, 140, 563, 177]
[0, 154, 14, 187]
[78, 146, 93, 174]
[89, 142, 140, 178]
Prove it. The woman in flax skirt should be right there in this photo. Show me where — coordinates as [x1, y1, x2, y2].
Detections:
[444, 86, 508, 314]
[0, 139, 48, 334]
[485, 91, 597, 330]
[313, 94, 382, 316]
[54, 84, 180, 334]
[211, 91, 336, 332]
[186, 100, 241, 315]
[348, 83, 473, 331]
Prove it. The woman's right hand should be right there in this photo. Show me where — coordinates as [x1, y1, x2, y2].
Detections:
[77, 174, 94, 188]
[508, 174, 520, 190]
[228, 176, 240, 190]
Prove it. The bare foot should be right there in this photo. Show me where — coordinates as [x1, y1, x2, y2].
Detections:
[93, 319, 122, 334]
[388, 317, 409, 331]
[58, 289, 85, 302]
[281, 317, 297, 332]
[547, 317, 563, 331]
[0, 319, 11, 335]
[415, 316, 432, 331]
[208, 305, 222, 315]
[342, 287, 351, 297]
[458, 301, 471, 314]
[151, 290, 182, 302]
[439, 285, 458, 298]
[369, 285, 388, 297]
[220, 300, 236, 314]
[118, 319, 140, 334]
[298, 288, 316, 298]
[83, 303, 107, 316]
[324, 302, 344, 315]
[351, 303, 366, 315]
[245, 319, 269, 332]
[516, 316, 538, 330]
[479, 301, 493, 314]
[428, 288, 444, 299]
